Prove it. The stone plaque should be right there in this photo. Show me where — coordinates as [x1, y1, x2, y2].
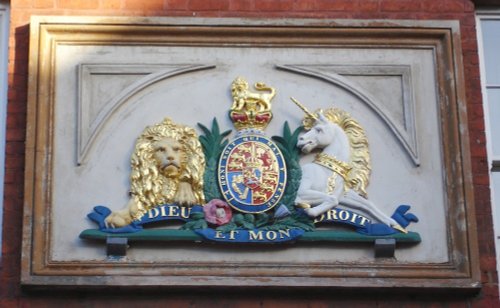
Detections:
[22, 17, 479, 290]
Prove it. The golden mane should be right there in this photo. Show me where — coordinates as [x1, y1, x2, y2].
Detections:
[129, 118, 205, 220]
[303, 108, 371, 197]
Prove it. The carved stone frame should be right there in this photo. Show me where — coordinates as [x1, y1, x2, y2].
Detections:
[22, 16, 480, 291]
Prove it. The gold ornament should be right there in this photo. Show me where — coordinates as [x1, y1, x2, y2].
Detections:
[290, 97, 318, 121]
[105, 118, 205, 228]
[229, 77, 276, 131]
[314, 152, 352, 193]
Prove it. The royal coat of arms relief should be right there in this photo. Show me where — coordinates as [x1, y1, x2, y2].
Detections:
[22, 18, 478, 290]
[82, 77, 420, 252]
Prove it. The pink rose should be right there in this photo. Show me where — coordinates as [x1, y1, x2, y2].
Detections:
[203, 199, 233, 226]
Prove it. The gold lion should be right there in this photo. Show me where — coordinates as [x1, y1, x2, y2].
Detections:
[105, 118, 205, 228]
[231, 77, 276, 113]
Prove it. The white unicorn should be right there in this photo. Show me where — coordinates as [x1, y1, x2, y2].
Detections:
[291, 98, 404, 232]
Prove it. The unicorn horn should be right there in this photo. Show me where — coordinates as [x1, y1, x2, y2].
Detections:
[290, 97, 318, 120]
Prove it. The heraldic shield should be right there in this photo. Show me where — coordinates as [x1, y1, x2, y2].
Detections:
[81, 76, 421, 255]
[219, 134, 287, 214]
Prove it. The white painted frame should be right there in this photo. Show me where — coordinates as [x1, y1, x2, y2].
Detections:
[0, 1, 10, 254]
[476, 9, 500, 296]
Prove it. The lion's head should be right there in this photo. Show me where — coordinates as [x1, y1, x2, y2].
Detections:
[129, 118, 205, 220]
[231, 77, 249, 97]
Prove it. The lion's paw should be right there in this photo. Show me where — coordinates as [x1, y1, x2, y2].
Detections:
[105, 211, 133, 229]
[175, 182, 197, 206]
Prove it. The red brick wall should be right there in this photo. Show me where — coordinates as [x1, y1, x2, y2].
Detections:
[2, 0, 497, 306]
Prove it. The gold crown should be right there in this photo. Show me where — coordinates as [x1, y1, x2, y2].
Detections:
[229, 77, 276, 131]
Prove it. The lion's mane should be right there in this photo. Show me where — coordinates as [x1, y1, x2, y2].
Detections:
[129, 118, 205, 220]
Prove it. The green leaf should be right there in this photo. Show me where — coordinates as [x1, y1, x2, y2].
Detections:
[199, 138, 210, 153]
[233, 214, 244, 224]
[291, 125, 303, 144]
[181, 219, 208, 230]
[197, 122, 212, 138]
[220, 139, 229, 150]
[244, 214, 255, 224]
[240, 221, 255, 230]
[274, 143, 290, 158]
[211, 118, 220, 137]
[289, 126, 303, 156]
[190, 212, 205, 220]
[283, 121, 292, 140]
[271, 135, 286, 146]
[221, 129, 232, 138]
[255, 213, 270, 228]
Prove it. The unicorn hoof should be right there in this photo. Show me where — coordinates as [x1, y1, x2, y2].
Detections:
[392, 224, 408, 234]
[296, 202, 311, 209]
[304, 207, 320, 217]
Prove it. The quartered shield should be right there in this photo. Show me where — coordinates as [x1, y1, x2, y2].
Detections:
[219, 135, 287, 213]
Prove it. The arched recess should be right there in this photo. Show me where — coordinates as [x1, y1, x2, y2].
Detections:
[277, 64, 420, 166]
[77, 64, 215, 165]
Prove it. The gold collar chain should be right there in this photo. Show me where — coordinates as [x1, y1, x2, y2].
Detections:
[314, 153, 352, 180]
